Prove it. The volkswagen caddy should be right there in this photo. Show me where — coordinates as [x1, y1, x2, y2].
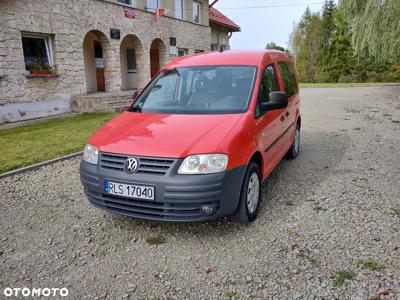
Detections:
[80, 50, 301, 223]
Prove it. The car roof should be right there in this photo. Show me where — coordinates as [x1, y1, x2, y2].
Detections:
[163, 50, 290, 69]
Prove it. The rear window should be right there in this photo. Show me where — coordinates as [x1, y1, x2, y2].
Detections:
[278, 62, 298, 97]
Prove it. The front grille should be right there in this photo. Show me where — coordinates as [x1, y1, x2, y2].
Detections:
[100, 152, 175, 175]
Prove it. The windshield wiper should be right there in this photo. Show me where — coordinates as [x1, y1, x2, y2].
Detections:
[150, 84, 162, 93]
[130, 106, 142, 113]
[162, 68, 181, 77]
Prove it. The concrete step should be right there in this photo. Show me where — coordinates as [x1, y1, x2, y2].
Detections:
[71, 90, 136, 113]
[104, 99, 132, 112]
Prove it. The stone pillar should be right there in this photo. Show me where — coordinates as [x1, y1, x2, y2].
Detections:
[104, 39, 121, 92]
[139, 51, 151, 88]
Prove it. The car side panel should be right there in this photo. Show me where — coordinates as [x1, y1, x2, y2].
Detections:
[254, 60, 287, 180]
[274, 60, 300, 153]
[258, 59, 300, 179]
[255, 109, 284, 176]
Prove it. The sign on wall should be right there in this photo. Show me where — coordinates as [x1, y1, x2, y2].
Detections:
[124, 10, 136, 19]
[170, 47, 177, 56]
[110, 28, 121, 40]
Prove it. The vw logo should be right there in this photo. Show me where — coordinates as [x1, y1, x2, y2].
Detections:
[125, 157, 139, 173]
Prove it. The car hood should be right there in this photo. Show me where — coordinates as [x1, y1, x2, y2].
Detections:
[89, 111, 244, 158]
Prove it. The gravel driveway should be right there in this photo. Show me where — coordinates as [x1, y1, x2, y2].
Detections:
[1, 86, 400, 299]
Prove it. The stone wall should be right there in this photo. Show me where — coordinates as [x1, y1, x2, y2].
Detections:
[0, 0, 210, 122]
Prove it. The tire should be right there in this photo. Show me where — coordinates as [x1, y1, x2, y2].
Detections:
[231, 162, 261, 224]
[286, 122, 300, 159]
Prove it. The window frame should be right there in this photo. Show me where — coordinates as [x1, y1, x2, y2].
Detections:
[255, 63, 280, 118]
[146, 0, 160, 11]
[193, 1, 201, 24]
[175, 0, 184, 20]
[277, 61, 298, 98]
[117, 0, 134, 6]
[21, 32, 54, 71]
[126, 48, 137, 73]
[177, 48, 189, 57]
[287, 62, 299, 95]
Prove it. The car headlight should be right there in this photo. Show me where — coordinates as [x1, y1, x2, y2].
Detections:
[82, 144, 99, 165]
[178, 154, 228, 174]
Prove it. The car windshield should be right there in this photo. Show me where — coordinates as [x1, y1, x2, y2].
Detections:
[131, 66, 257, 114]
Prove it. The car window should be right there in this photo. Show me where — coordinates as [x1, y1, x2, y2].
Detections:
[288, 62, 299, 95]
[278, 62, 298, 97]
[255, 64, 280, 117]
[132, 66, 257, 115]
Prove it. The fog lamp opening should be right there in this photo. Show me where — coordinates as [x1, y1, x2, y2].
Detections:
[201, 204, 217, 215]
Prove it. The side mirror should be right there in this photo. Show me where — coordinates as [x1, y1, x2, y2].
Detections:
[132, 89, 141, 100]
[260, 92, 288, 111]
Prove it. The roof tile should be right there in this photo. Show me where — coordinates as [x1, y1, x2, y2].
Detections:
[209, 7, 240, 32]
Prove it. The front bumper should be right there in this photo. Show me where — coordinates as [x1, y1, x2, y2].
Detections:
[80, 157, 245, 222]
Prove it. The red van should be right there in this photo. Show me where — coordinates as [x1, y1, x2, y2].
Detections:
[80, 50, 301, 223]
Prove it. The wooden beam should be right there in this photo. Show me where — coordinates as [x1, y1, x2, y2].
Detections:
[209, 0, 220, 8]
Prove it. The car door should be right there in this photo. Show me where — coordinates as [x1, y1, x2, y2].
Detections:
[277, 61, 299, 151]
[287, 62, 300, 127]
[254, 64, 282, 174]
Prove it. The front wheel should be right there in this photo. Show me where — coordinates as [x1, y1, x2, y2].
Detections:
[286, 123, 300, 159]
[231, 162, 261, 224]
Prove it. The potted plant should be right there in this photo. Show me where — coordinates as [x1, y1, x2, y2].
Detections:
[27, 64, 54, 75]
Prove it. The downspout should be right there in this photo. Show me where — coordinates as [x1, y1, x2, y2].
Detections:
[227, 31, 233, 50]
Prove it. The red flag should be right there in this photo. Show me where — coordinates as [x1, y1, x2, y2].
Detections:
[155, 8, 166, 22]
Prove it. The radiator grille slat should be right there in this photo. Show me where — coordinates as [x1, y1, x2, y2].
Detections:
[99, 152, 175, 175]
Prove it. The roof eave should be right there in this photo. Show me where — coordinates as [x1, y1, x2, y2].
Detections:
[209, 20, 241, 32]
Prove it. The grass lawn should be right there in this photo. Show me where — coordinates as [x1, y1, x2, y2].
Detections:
[0, 113, 116, 174]
[299, 82, 400, 88]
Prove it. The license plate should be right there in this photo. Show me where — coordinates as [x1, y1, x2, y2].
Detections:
[104, 180, 155, 201]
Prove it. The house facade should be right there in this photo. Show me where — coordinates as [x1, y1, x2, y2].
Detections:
[209, 7, 240, 51]
[0, 0, 240, 123]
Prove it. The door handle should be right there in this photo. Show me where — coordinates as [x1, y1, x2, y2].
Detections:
[285, 111, 289, 117]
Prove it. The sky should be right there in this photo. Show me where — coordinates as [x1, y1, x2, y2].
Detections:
[213, 0, 326, 50]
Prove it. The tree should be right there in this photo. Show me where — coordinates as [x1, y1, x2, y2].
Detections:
[265, 42, 286, 52]
[329, 8, 354, 82]
[290, 7, 312, 65]
[340, 0, 400, 64]
[297, 14, 323, 82]
[288, 1, 399, 83]
[289, 8, 323, 82]
[316, 0, 337, 81]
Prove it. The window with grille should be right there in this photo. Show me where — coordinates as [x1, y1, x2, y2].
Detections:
[127, 48, 137, 72]
[193, 1, 201, 24]
[178, 48, 189, 57]
[117, 0, 132, 5]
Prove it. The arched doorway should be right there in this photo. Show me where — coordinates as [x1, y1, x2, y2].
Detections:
[120, 35, 144, 90]
[83, 30, 111, 93]
[149, 38, 168, 78]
